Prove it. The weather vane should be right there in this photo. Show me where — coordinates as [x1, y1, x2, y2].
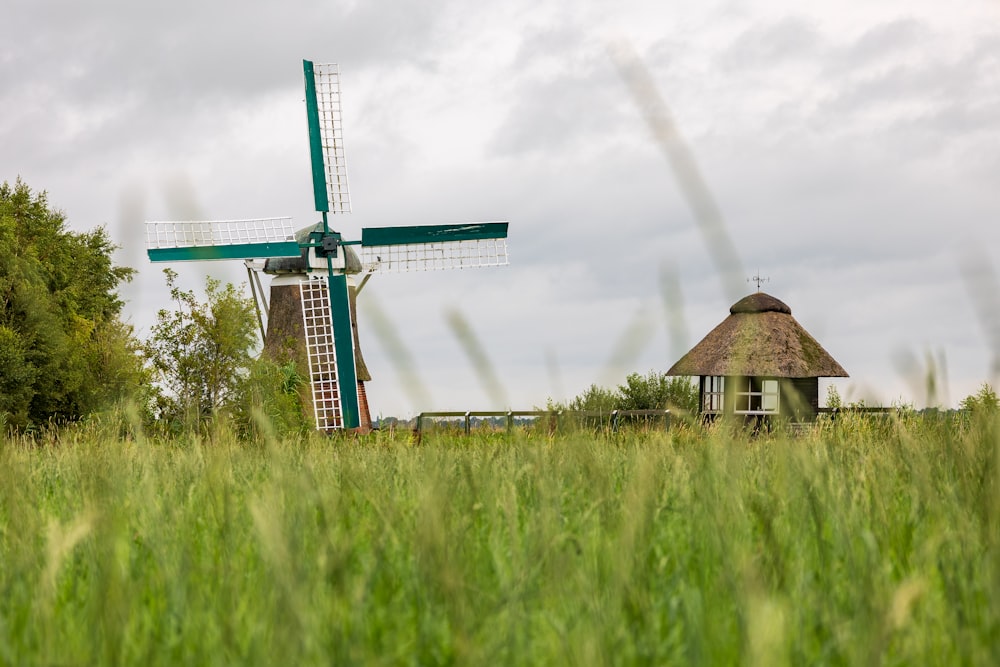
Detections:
[748, 272, 769, 292]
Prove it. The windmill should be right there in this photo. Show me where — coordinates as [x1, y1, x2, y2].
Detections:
[145, 60, 509, 432]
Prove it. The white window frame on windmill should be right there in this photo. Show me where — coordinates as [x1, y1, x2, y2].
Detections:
[733, 377, 780, 415]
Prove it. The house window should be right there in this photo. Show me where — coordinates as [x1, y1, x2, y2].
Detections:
[703, 376, 724, 413]
[733, 377, 779, 415]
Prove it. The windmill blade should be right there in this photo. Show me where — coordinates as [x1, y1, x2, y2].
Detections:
[303, 60, 351, 215]
[299, 276, 362, 431]
[358, 221, 509, 273]
[145, 218, 300, 262]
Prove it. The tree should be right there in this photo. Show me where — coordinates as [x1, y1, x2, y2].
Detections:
[567, 384, 619, 412]
[0, 178, 146, 429]
[618, 370, 698, 413]
[825, 385, 843, 409]
[959, 383, 999, 415]
[144, 268, 258, 427]
[559, 370, 699, 414]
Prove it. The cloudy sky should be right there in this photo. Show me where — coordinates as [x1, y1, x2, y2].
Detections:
[4, 0, 1000, 416]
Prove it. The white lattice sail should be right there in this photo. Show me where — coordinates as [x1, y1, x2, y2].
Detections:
[360, 238, 509, 273]
[358, 221, 509, 273]
[300, 279, 343, 431]
[146, 218, 299, 262]
[310, 63, 351, 214]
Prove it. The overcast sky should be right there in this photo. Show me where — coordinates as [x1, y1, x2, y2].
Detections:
[4, 0, 1000, 416]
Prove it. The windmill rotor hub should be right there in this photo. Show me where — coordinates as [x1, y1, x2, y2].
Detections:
[318, 234, 341, 257]
[262, 242, 362, 275]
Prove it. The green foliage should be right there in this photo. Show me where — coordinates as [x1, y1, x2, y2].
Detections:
[826, 384, 843, 409]
[563, 370, 698, 414]
[618, 369, 698, 412]
[959, 382, 999, 414]
[0, 325, 37, 425]
[0, 417, 998, 664]
[232, 358, 309, 438]
[144, 268, 258, 428]
[567, 383, 619, 412]
[0, 178, 145, 429]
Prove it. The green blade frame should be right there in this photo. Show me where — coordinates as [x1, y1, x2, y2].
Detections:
[327, 271, 361, 429]
[148, 242, 300, 262]
[303, 60, 330, 213]
[360, 222, 508, 247]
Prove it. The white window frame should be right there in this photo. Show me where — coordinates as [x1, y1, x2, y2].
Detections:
[733, 377, 780, 415]
[703, 376, 725, 413]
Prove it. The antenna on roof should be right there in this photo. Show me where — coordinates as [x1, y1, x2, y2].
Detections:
[748, 272, 769, 292]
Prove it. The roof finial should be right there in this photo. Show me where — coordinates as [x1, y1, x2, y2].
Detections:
[748, 271, 769, 292]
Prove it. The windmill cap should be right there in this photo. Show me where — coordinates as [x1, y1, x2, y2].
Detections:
[730, 292, 791, 315]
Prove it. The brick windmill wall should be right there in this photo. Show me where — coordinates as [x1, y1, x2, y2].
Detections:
[262, 275, 373, 432]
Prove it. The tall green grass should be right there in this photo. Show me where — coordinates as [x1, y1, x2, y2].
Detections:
[0, 413, 997, 665]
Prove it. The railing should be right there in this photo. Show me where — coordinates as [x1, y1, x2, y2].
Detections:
[817, 407, 899, 419]
[413, 409, 671, 439]
[405, 406, 922, 440]
[409, 406, 916, 439]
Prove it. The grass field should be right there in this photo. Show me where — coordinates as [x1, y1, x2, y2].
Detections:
[1, 412, 997, 665]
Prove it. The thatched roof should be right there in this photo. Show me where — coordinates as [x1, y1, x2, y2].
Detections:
[667, 292, 848, 378]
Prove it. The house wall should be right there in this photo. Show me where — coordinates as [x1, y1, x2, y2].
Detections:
[779, 377, 819, 422]
[697, 375, 820, 423]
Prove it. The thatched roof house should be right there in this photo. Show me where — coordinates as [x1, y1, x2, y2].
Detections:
[667, 292, 847, 422]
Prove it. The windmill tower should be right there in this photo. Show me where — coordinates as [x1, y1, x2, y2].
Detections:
[145, 60, 509, 432]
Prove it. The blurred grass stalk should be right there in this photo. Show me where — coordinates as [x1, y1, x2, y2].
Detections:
[608, 39, 745, 304]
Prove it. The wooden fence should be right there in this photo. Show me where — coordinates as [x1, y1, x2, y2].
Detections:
[412, 409, 672, 438]
[409, 406, 906, 439]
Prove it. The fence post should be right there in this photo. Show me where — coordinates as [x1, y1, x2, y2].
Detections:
[465, 411, 471, 435]
[506, 411, 513, 434]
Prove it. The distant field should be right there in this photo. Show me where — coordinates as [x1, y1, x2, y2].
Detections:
[1, 414, 997, 665]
